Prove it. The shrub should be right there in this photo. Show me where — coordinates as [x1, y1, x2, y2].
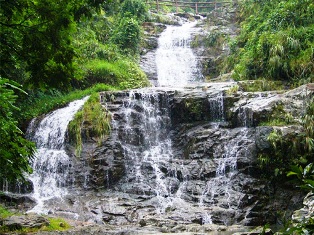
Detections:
[120, 0, 148, 22]
[229, 0, 314, 83]
[111, 16, 142, 54]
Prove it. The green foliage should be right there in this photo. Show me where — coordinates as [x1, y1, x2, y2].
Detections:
[68, 93, 111, 156]
[0, 205, 14, 219]
[120, 0, 148, 22]
[259, 97, 314, 179]
[84, 59, 149, 89]
[1, 0, 148, 90]
[259, 118, 289, 127]
[0, 207, 70, 233]
[0, 78, 35, 182]
[229, 0, 314, 83]
[281, 217, 314, 235]
[0, 0, 102, 90]
[44, 217, 71, 231]
[18, 83, 116, 126]
[259, 103, 295, 127]
[287, 163, 314, 191]
[238, 80, 284, 92]
[205, 31, 225, 47]
[226, 85, 239, 95]
[111, 16, 142, 54]
[0, 0, 149, 183]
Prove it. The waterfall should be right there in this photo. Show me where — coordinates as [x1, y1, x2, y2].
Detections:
[26, 97, 88, 214]
[113, 89, 175, 212]
[21, 17, 256, 228]
[156, 21, 203, 87]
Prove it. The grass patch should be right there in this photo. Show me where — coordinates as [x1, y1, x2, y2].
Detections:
[226, 85, 239, 95]
[0, 205, 14, 219]
[17, 83, 116, 127]
[68, 93, 111, 156]
[259, 119, 289, 127]
[238, 80, 284, 92]
[43, 217, 71, 231]
[0, 205, 70, 233]
[84, 58, 150, 90]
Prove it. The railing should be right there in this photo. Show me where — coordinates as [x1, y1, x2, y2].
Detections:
[146, 0, 233, 14]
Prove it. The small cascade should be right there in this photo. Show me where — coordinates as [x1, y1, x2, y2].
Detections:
[26, 97, 88, 214]
[156, 21, 203, 87]
[114, 89, 174, 211]
[199, 128, 250, 225]
[209, 91, 225, 122]
[238, 106, 254, 127]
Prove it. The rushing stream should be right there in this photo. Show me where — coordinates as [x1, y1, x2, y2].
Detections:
[156, 21, 203, 86]
[26, 97, 89, 214]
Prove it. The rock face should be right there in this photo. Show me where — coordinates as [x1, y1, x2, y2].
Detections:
[292, 192, 314, 225]
[1, 214, 49, 231]
[58, 83, 312, 232]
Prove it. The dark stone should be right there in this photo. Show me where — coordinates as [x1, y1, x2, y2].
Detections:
[2, 215, 49, 231]
[0, 179, 34, 194]
[60, 85, 308, 230]
[0, 193, 36, 209]
[255, 126, 273, 151]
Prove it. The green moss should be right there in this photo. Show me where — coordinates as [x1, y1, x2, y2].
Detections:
[185, 99, 203, 120]
[226, 85, 239, 95]
[259, 103, 296, 126]
[43, 217, 71, 231]
[238, 80, 284, 92]
[0, 205, 14, 219]
[68, 93, 111, 156]
[259, 118, 288, 127]
[0, 213, 70, 233]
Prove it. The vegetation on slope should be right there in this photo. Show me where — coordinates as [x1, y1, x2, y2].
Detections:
[0, 0, 150, 183]
[227, 0, 314, 85]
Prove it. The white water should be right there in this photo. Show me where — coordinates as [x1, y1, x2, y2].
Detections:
[156, 21, 203, 87]
[23, 18, 250, 226]
[27, 97, 88, 214]
[115, 90, 174, 212]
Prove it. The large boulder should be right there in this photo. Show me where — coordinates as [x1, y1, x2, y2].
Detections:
[2, 214, 49, 231]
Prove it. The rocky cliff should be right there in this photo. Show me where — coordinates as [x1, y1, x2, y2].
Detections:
[58, 83, 312, 233]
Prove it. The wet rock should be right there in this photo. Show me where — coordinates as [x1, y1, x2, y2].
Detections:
[292, 192, 314, 224]
[233, 226, 273, 235]
[255, 126, 273, 151]
[0, 193, 36, 210]
[0, 179, 34, 194]
[2, 214, 49, 231]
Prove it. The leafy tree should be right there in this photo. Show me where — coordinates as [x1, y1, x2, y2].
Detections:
[0, 0, 106, 90]
[0, 77, 35, 182]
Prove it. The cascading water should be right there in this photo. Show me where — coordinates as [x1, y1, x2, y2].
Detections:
[26, 97, 88, 214]
[19, 17, 258, 230]
[156, 21, 203, 87]
[105, 20, 248, 224]
[113, 89, 175, 212]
